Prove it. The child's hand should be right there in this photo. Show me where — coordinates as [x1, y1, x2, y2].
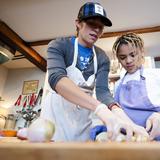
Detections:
[146, 112, 160, 140]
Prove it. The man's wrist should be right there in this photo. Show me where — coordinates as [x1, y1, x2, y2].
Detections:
[108, 102, 121, 110]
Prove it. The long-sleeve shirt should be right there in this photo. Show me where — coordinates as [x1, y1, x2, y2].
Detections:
[47, 37, 114, 106]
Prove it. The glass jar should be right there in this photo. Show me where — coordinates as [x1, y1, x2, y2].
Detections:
[4, 114, 16, 130]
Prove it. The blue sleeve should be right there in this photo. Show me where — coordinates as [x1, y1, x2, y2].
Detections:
[90, 125, 107, 141]
[90, 125, 127, 141]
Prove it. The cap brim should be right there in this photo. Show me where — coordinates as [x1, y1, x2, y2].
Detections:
[101, 17, 112, 27]
[80, 15, 112, 27]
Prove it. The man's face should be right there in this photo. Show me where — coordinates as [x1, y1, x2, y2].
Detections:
[76, 17, 104, 47]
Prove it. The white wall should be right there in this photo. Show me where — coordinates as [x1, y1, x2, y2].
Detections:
[95, 32, 160, 60]
[0, 66, 8, 96]
[0, 67, 45, 108]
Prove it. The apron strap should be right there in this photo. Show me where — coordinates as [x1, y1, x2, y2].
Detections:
[93, 46, 97, 74]
[72, 38, 78, 67]
[140, 66, 146, 80]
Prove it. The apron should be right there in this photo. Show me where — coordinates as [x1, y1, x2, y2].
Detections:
[115, 67, 160, 140]
[41, 38, 97, 141]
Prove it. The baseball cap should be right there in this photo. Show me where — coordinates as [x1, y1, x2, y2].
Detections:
[78, 2, 112, 27]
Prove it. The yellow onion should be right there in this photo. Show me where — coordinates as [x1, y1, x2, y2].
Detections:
[27, 118, 55, 142]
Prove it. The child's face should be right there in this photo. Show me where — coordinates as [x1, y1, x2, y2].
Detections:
[117, 44, 144, 73]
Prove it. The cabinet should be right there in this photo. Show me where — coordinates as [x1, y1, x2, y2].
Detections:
[109, 74, 120, 96]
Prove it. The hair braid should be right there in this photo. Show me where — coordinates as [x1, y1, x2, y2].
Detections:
[112, 32, 144, 56]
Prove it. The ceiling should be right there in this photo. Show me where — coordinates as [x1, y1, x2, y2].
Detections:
[0, 0, 160, 71]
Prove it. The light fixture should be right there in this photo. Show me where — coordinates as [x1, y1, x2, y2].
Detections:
[0, 45, 14, 64]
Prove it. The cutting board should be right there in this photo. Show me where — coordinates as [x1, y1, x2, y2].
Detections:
[0, 137, 160, 160]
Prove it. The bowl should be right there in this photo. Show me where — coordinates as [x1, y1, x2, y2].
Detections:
[0, 130, 17, 137]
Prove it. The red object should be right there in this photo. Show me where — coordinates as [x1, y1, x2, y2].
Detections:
[23, 99, 27, 108]
[14, 95, 22, 106]
[29, 93, 37, 107]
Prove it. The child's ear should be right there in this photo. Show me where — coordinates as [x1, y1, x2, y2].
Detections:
[141, 49, 145, 64]
[141, 48, 145, 57]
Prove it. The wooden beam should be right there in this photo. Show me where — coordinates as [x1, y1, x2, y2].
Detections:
[0, 20, 46, 72]
[101, 26, 160, 38]
[28, 26, 160, 46]
[28, 39, 52, 46]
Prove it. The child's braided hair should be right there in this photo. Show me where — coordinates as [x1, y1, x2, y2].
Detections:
[112, 32, 144, 56]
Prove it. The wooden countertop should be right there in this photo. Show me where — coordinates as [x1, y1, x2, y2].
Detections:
[0, 137, 160, 160]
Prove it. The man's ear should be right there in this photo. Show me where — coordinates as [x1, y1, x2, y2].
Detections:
[75, 19, 81, 28]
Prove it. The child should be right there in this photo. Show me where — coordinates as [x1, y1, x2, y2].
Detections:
[90, 32, 160, 141]
[113, 32, 160, 141]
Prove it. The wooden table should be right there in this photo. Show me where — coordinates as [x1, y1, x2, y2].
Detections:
[0, 137, 160, 160]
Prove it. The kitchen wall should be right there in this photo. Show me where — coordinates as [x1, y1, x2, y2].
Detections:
[0, 67, 46, 129]
[96, 32, 160, 60]
[0, 66, 8, 96]
[0, 67, 45, 109]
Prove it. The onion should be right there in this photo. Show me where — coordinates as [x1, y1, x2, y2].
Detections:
[17, 128, 28, 140]
[95, 131, 149, 142]
[27, 118, 55, 142]
[115, 133, 126, 142]
[96, 132, 108, 142]
[96, 132, 126, 142]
